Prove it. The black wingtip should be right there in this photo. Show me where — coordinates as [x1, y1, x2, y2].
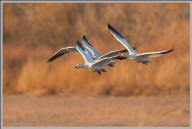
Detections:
[107, 24, 115, 32]
[107, 24, 124, 38]
[82, 35, 93, 47]
[77, 40, 85, 51]
[76, 40, 81, 47]
[76, 40, 81, 45]
[107, 24, 112, 29]
[167, 49, 174, 53]
[47, 59, 51, 63]
[47, 56, 57, 63]
[83, 35, 88, 42]
[83, 35, 86, 40]
[162, 49, 174, 54]
[47, 57, 54, 63]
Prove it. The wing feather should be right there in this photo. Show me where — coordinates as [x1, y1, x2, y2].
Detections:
[48, 47, 77, 62]
[137, 49, 174, 58]
[98, 49, 128, 60]
[82, 35, 100, 59]
[93, 56, 125, 67]
[108, 24, 137, 55]
[76, 41, 93, 64]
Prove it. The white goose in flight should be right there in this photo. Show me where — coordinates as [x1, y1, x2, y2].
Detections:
[48, 36, 127, 66]
[82, 35, 127, 67]
[75, 41, 125, 75]
[48, 47, 77, 62]
[107, 24, 174, 65]
[48, 46, 92, 62]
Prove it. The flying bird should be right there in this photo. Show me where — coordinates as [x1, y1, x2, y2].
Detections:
[48, 36, 128, 67]
[75, 41, 125, 75]
[107, 24, 174, 65]
[48, 45, 94, 62]
[82, 35, 127, 67]
[48, 47, 77, 62]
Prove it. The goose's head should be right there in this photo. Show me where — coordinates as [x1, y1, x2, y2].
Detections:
[74, 64, 88, 69]
[74, 64, 81, 68]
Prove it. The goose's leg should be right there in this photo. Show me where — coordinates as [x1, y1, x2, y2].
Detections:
[97, 71, 102, 75]
[142, 62, 148, 65]
[107, 61, 116, 67]
[101, 69, 108, 72]
[108, 64, 115, 67]
[142, 60, 152, 65]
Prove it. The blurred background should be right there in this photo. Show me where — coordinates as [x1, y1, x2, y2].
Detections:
[3, 3, 189, 97]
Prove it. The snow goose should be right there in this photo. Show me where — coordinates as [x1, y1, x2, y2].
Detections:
[75, 41, 125, 75]
[48, 45, 93, 62]
[82, 35, 127, 67]
[108, 24, 174, 65]
[48, 36, 127, 66]
[48, 47, 77, 62]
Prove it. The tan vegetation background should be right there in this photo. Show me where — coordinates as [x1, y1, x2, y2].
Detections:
[3, 3, 190, 97]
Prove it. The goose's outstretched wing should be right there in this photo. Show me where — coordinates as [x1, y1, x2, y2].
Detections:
[108, 24, 137, 55]
[93, 56, 125, 67]
[48, 47, 77, 62]
[85, 49, 94, 59]
[137, 49, 174, 58]
[76, 41, 93, 64]
[98, 49, 128, 60]
[92, 58, 113, 68]
[83, 35, 101, 59]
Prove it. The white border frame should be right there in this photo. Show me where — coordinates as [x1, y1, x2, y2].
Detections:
[1, 1, 191, 129]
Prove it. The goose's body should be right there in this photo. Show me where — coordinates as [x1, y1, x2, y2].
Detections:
[108, 24, 174, 65]
[75, 41, 124, 75]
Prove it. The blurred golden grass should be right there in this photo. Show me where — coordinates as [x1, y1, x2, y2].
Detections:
[3, 3, 189, 96]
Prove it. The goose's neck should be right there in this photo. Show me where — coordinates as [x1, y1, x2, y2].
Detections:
[75, 64, 89, 69]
